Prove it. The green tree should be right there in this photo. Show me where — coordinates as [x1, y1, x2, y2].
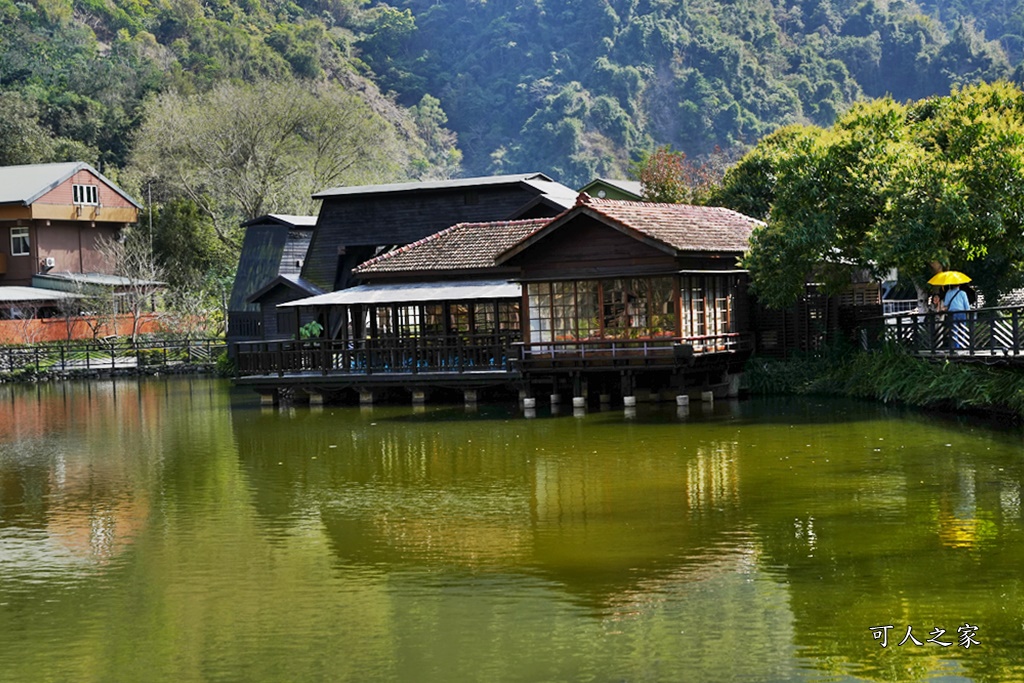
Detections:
[724, 81, 1024, 309]
[634, 146, 723, 205]
[130, 79, 412, 250]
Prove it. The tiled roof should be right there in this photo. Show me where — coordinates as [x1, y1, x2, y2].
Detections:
[355, 218, 551, 274]
[578, 195, 759, 252]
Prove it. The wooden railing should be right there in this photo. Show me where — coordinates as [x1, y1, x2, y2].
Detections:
[857, 306, 1024, 356]
[0, 338, 227, 374]
[515, 332, 753, 369]
[235, 332, 754, 377]
[235, 332, 521, 377]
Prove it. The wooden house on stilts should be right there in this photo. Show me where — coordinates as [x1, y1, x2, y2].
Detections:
[234, 194, 761, 406]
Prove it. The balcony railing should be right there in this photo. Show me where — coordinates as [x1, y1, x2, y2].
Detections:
[516, 332, 753, 369]
[235, 332, 521, 377]
[235, 331, 754, 377]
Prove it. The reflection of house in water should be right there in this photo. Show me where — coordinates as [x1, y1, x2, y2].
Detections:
[0, 382, 157, 569]
[684, 442, 740, 513]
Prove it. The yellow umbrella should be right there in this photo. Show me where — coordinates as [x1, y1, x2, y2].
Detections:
[928, 271, 972, 286]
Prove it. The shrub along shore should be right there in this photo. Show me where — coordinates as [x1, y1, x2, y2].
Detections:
[746, 346, 1024, 420]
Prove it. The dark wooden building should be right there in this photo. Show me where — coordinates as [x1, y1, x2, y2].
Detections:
[302, 173, 576, 292]
[227, 214, 318, 342]
[497, 195, 758, 398]
[236, 195, 761, 406]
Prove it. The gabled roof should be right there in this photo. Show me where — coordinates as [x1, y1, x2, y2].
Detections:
[354, 218, 552, 275]
[313, 173, 557, 199]
[497, 195, 760, 263]
[0, 162, 142, 208]
[579, 178, 644, 200]
[246, 274, 324, 304]
[241, 214, 318, 228]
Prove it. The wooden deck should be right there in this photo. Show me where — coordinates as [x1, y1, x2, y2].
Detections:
[857, 305, 1024, 362]
[233, 332, 754, 396]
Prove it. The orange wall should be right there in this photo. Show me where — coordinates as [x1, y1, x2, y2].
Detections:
[0, 313, 163, 344]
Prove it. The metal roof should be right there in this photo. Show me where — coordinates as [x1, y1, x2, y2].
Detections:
[0, 286, 81, 303]
[241, 214, 318, 228]
[34, 272, 166, 289]
[0, 162, 142, 208]
[280, 279, 521, 307]
[313, 173, 555, 199]
[579, 178, 644, 199]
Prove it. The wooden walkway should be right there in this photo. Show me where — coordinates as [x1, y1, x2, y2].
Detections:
[857, 305, 1024, 363]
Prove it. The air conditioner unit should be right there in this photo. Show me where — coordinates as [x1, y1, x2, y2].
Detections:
[43, 257, 55, 269]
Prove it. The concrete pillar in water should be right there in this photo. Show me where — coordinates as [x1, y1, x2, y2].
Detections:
[676, 394, 690, 406]
[412, 390, 426, 405]
[464, 389, 478, 405]
[701, 390, 714, 403]
[727, 373, 743, 398]
[359, 390, 374, 405]
[259, 390, 278, 407]
[550, 393, 561, 405]
[623, 395, 637, 407]
[523, 397, 537, 409]
[308, 392, 324, 406]
[572, 396, 586, 409]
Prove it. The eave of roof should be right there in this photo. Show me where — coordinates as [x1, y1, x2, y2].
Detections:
[312, 173, 555, 199]
[0, 286, 82, 303]
[280, 279, 521, 308]
[246, 274, 324, 304]
[241, 214, 318, 228]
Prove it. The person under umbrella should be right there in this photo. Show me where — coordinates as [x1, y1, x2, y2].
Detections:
[929, 271, 972, 349]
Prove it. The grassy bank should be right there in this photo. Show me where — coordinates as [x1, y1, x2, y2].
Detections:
[746, 346, 1024, 419]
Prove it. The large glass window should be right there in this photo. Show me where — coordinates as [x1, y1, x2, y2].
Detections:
[681, 275, 737, 340]
[527, 277, 678, 342]
[10, 227, 29, 256]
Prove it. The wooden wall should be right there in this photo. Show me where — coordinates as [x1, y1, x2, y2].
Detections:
[304, 185, 550, 291]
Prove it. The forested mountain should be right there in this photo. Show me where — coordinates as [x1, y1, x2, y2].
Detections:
[358, 0, 1015, 184]
[1, 0, 1019, 188]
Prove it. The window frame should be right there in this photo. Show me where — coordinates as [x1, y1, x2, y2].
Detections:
[10, 227, 29, 257]
[73, 184, 99, 206]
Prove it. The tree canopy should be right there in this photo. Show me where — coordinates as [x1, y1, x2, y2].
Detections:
[129, 79, 414, 250]
[715, 81, 1024, 308]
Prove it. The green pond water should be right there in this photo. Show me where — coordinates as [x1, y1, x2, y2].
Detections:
[0, 377, 1022, 682]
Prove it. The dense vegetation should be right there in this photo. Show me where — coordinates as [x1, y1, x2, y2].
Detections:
[746, 345, 1024, 419]
[365, 0, 1016, 184]
[2, 0, 1024, 303]
[716, 81, 1024, 308]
